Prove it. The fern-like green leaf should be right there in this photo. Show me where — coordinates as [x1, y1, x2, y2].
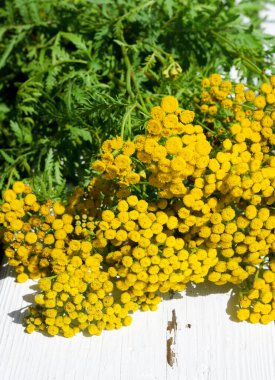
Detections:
[0, 150, 15, 164]
[54, 160, 65, 185]
[10, 121, 24, 143]
[70, 127, 92, 142]
[0, 32, 25, 69]
[60, 32, 87, 51]
[44, 148, 54, 175]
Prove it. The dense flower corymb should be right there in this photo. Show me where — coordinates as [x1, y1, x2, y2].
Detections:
[1, 73, 274, 337]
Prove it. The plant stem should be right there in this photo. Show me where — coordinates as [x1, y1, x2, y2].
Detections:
[121, 103, 137, 139]
[122, 48, 134, 98]
[122, 47, 148, 114]
[130, 70, 148, 113]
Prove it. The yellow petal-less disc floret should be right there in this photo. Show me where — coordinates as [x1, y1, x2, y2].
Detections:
[161, 96, 179, 113]
[12, 181, 26, 194]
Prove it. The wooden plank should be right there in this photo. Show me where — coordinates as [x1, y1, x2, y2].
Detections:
[1, 261, 275, 380]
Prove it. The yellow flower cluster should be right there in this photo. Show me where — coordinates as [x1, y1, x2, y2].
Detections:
[1, 73, 274, 336]
[92, 137, 140, 186]
[93, 196, 218, 311]
[237, 263, 275, 324]
[0, 183, 135, 337]
[0, 183, 94, 281]
[88, 74, 274, 324]
[195, 74, 274, 318]
[25, 251, 133, 337]
[136, 126, 211, 198]
[200, 74, 233, 117]
[91, 96, 212, 199]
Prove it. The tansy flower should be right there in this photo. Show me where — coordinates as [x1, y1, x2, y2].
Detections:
[52, 219, 64, 230]
[105, 165, 119, 178]
[151, 146, 166, 161]
[69, 240, 81, 251]
[25, 232, 38, 244]
[262, 270, 275, 283]
[101, 210, 115, 222]
[12, 181, 26, 194]
[200, 104, 208, 112]
[62, 214, 73, 224]
[223, 139, 232, 151]
[144, 138, 158, 154]
[180, 110, 195, 124]
[150, 106, 165, 121]
[234, 84, 245, 94]
[3, 189, 17, 203]
[44, 234, 55, 245]
[210, 213, 222, 225]
[265, 216, 275, 230]
[209, 73, 222, 86]
[253, 95, 266, 109]
[127, 195, 138, 207]
[17, 273, 29, 283]
[101, 140, 113, 153]
[24, 194, 37, 206]
[161, 96, 179, 113]
[221, 99, 233, 109]
[115, 154, 131, 169]
[116, 230, 127, 242]
[81, 241, 92, 253]
[257, 208, 270, 221]
[146, 119, 162, 135]
[10, 219, 23, 231]
[166, 216, 178, 230]
[170, 156, 186, 171]
[237, 309, 250, 321]
[266, 93, 275, 104]
[165, 136, 182, 154]
[245, 205, 257, 220]
[260, 83, 272, 94]
[134, 200, 148, 213]
[38, 278, 52, 291]
[53, 202, 65, 215]
[122, 141, 136, 156]
[134, 135, 146, 151]
[163, 114, 178, 129]
[201, 78, 210, 87]
[208, 105, 217, 115]
[110, 136, 123, 150]
[126, 172, 140, 184]
[195, 140, 211, 156]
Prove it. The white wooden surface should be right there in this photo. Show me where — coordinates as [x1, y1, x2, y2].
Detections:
[1, 260, 275, 380]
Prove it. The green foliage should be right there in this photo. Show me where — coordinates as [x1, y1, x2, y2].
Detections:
[28, 148, 67, 202]
[0, 0, 274, 200]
